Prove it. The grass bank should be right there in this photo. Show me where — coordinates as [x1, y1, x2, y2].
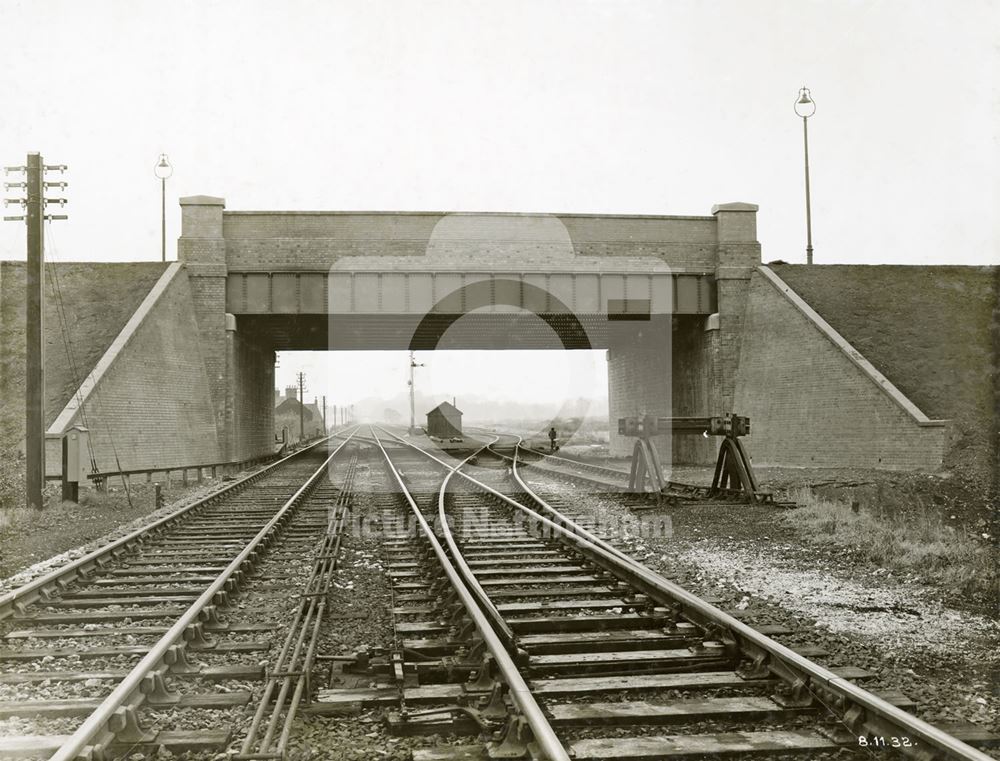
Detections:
[0, 480, 190, 579]
[784, 488, 997, 608]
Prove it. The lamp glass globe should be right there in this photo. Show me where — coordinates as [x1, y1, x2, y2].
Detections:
[154, 154, 173, 180]
[794, 88, 816, 118]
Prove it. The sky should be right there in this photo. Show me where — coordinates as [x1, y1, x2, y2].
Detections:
[3, 0, 997, 408]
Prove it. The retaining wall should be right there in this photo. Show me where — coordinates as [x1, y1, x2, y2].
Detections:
[44, 264, 223, 475]
[733, 266, 947, 471]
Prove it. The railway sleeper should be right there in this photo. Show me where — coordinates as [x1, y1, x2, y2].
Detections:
[0, 729, 233, 760]
[311, 666, 880, 714]
[0, 691, 252, 719]
[418, 721, 999, 761]
[2, 621, 271, 640]
[0, 663, 265, 685]
[0, 640, 269, 662]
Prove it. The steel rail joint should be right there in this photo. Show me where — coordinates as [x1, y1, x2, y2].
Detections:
[47, 430, 360, 761]
[370, 427, 570, 761]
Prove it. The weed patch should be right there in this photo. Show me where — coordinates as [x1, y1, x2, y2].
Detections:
[784, 488, 997, 605]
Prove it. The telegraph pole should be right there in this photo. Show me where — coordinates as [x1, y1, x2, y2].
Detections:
[408, 351, 424, 434]
[296, 372, 306, 442]
[24, 155, 44, 509]
[4, 153, 68, 509]
[322, 395, 327, 433]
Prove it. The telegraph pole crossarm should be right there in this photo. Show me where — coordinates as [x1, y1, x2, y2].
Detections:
[4, 153, 70, 509]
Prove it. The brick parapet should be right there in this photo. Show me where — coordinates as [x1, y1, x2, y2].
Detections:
[219, 240, 718, 273]
[216, 209, 724, 272]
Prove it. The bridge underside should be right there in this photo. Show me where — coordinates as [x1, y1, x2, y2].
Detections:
[238, 313, 683, 351]
[231, 310, 717, 463]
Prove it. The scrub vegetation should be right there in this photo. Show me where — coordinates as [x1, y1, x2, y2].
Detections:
[785, 488, 997, 605]
[0, 479, 192, 580]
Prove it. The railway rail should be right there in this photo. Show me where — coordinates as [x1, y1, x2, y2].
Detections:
[0, 430, 360, 760]
[312, 427, 997, 761]
[482, 434, 752, 505]
[3, 424, 995, 759]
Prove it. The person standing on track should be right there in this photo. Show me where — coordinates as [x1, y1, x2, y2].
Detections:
[548, 426, 558, 452]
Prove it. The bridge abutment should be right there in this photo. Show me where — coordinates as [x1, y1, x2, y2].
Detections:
[180, 196, 274, 463]
[607, 203, 760, 465]
[712, 202, 761, 413]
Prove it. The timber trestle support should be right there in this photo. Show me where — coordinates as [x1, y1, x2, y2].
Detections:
[622, 413, 772, 505]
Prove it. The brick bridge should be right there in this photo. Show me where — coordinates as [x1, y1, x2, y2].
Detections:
[178, 197, 764, 468]
[5, 197, 981, 480]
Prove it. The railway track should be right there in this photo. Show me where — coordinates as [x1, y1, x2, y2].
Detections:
[0, 430, 360, 760]
[3, 425, 994, 759]
[515, 442, 778, 506]
[478, 434, 715, 504]
[312, 426, 997, 761]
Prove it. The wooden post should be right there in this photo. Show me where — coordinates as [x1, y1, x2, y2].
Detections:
[25, 153, 45, 509]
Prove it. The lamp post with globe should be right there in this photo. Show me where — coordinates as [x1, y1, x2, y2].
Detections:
[794, 87, 816, 264]
[153, 154, 173, 262]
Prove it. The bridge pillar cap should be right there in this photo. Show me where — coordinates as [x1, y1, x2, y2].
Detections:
[711, 202, 758, 214]
[179, 195, 226, 207]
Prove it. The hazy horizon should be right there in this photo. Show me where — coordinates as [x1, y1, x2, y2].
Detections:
[274, 349, 610, 417]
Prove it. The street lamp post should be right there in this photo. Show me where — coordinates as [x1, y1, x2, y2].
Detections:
[794, 87, 816, 264]
[153, 154, 173, 262]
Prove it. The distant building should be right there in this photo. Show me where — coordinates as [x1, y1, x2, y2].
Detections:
[426, 400, 463, 438]
[274, 386, 326, 443]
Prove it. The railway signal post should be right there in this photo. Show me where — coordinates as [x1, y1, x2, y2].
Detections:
[296, 371, 307, 443]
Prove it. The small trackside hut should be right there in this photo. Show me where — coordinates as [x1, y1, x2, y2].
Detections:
[426, 400, 463, 439]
